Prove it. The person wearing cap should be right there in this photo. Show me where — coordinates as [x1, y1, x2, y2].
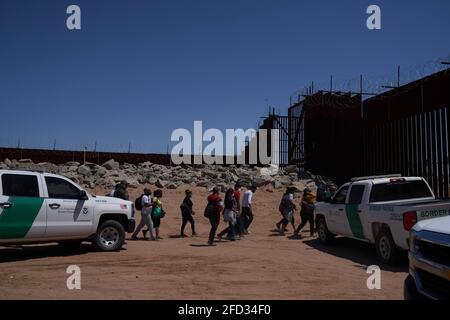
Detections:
[241, 185, 257, 234]
[293, 188, 316, 238]
[131, 188, 155, 240]
[113, 181, 129, 200]
[206, 187, 223, 246]
[180, 189, 196, 237]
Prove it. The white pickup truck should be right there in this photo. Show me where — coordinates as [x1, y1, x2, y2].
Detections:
[0, 170, 135, 251]
[315, 175, 450, 264]
[404, 215, 450, 299]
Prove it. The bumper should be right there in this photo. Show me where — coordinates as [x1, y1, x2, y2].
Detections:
[404, 274, 427, 300]
[127, 219, 136, 233]
[408, 230, 450, 299]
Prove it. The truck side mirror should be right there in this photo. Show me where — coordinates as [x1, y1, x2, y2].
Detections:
[79, 190, 88, 200]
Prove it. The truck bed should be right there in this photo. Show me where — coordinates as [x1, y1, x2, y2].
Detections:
[370, 198, 450, 207]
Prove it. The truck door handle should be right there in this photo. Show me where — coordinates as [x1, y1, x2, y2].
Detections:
[0, 202, 13, 209]
[338, 208, 344, 211]
[48, 203, 61, 209]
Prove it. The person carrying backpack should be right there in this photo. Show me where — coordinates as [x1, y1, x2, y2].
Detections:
[131, 188, 155, 241]
[276, 187, 297, 235]
[293, 188, 316, 238]
[204, 187, 223, 246]
[180, 189, 196, 237]
[150, 189, 165, 240]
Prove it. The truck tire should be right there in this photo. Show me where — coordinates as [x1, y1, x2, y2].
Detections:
[93, 220, 125, 252]
[375, 229, 401, 265]
[317, 217, 335, 244]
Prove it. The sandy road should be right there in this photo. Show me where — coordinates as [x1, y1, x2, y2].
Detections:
[0, 186, 407, 299]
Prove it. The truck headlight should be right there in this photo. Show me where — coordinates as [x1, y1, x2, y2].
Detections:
[409, 231, 419, 252]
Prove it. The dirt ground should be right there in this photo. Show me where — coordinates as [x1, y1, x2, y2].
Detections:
[0, 186, 408, 300]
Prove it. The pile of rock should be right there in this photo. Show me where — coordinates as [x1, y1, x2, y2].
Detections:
[0, 158, 335, 193]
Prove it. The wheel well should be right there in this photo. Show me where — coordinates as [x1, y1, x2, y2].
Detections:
[98, 214, 127, 230]
[315, 214, 325, 224]
[372, 222, 391, 240]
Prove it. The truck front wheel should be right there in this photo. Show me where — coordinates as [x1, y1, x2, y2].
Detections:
[375, 229, 401, 265]
[317, 217, 335, 244]
[93, 220, 125, 251]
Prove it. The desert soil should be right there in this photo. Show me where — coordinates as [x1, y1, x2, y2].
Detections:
[0, 186, 408, 300]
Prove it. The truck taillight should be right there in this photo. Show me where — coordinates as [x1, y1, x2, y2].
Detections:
[403, 211, 417, 231]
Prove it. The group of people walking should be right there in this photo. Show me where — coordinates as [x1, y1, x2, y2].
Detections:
[115, 181, 257, 246]
[204, 184, 256, 246]
[277, 187, 316, 238]
[111, 180, 317, 244]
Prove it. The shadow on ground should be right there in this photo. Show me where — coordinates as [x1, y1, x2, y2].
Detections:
[303, 237, 408, 273]
[0, 243, 100, 263]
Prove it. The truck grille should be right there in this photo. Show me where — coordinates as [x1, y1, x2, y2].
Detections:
[418, 270, 450, 299]
[416, 239, 450, 266]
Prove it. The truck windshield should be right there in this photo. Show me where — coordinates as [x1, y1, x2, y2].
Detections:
[369, 180, 433, 202]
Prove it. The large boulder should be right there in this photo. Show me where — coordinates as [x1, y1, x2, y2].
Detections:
[166, 181, 183, 189]
[253, 175, 274, 187]
[77, 165, 92, 176]
[102, 159, 120, 170]
[37, 162, 58, 173]
[4, 158, 12, 167]
[257, 164, 279, 176]
[155, 179, 167, 188]
[18, 159, 33, 164]
[202, 169, 218, 179]
[95, 166, 107, 177]
[284, 165, 298, 174]
[65, 161, 80, 167]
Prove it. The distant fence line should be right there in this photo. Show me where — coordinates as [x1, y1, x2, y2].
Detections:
[0, 147, 250, 167]
[0, 147, 172, 166]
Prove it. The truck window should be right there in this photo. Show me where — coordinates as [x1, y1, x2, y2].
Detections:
[1, 174, 40, 197]
[332, 186, 349, 204]
[369, 180, 433, 202]
[348, 185, 365, 204]
[45, 177, 81, 200]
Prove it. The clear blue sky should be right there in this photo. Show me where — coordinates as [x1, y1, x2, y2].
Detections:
[0, 0, 449, 153]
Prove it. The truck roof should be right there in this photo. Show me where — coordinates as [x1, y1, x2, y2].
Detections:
[0, 169, 47, 175]
[350, 174, 423, 184]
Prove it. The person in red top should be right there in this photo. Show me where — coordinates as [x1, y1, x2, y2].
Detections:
[206, 187, 223, 246]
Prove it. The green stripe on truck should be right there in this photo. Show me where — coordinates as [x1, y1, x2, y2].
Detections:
[0, 197, 44, 239]
[345, 204, 365, 239]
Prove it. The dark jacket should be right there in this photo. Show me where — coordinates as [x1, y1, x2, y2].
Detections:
[301, 200, 315, 215]
[224, 196, 235, 211]
[180, 197, 193, 215]
[113, 187, 128, 201]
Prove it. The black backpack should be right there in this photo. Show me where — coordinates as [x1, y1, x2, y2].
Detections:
[134, 194, 144, 211]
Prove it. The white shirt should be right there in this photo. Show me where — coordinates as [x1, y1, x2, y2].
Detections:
[141, 195, 153, 215]
[242, 190, 253, 208]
